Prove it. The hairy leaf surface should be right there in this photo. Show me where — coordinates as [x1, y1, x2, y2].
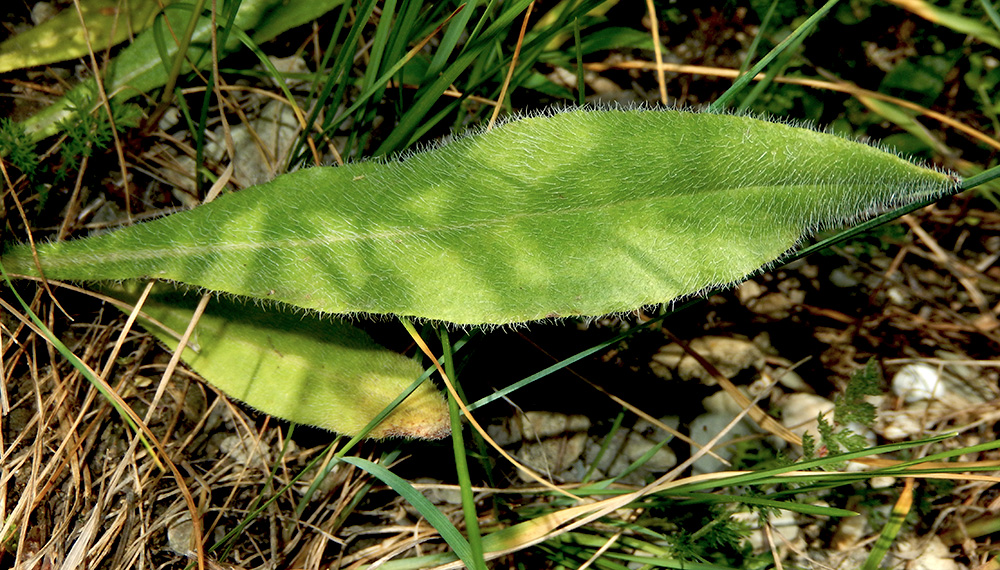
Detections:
[105, 283, 448, 438]
[3, 109, 956, 325]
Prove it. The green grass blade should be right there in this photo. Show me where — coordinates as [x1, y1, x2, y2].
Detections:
[982, 0, 1000, 31]
[574, 17, 585, 105]
[676, 492, 858, 518]
[289, 0, 377, 168]
[665, 434, 955, 494]
[582, 408, 626, 484]
[373, 0, 534, 155]
[440, 327, 487, 570]
[0, 264, 149, 450]
[861, 481, 913, 570]
[709, 0, 840, 112]
[424, 0, 479, 81]
[340, 456, 477, 567]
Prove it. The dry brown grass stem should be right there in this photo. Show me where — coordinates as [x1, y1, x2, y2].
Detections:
[584, 59, 1000, 152]
[70, 0, 132, 219]
[903, 215, 996, 316]
[644, 0, 668, 105]
[514, 330, 731, 463]
[488, 2, 535, 131]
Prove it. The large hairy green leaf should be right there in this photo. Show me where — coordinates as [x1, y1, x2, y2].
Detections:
[2, 109, 956, 325]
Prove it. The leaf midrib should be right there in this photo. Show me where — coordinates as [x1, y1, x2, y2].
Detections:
[40, 181, 900, 271]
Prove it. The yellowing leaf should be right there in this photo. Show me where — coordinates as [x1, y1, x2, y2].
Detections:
[105, 282, 449, 439]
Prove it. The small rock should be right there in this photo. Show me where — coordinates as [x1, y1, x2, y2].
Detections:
[752, 332, 773, 352]
[167, 515, 195, 555]
[893, 535, 959, 570]
[787, 289, 807, 305]
[870, 476, 896, 489]
[677, 337, 765, 383]
[800, 263, 819, 278]
[702, 389, 750, 416]
[487, 412, 591, 482]
[879, 409, 927, 440]
[6, 408, 33, 434]
[652, 336, 765, 384]
[892, 364, 948, 403]
[31, 2, 58, 25]
[829, 267, 861, 288]
[583, 429, 628, 475]
[546, 67, 576, 88]
[622, 432, 676, 471]
[527, 411, 590, 441]
[230, 99, 302, 186]
[267, 55, 310, 88]
[414, 478, 463, 505]
[583, 417, 679, 482]
[985, 235, 1000, 253]
[631, 417, 680, 441]
[516, 432, 588, 482]
[218, 434, 267, 468]
[887, 287, 914, 308]
[780, 393, 834, 441]
[158, 107, 181, 132]
[768, 366, 810, 392]
[689, 408, 756, 475]
[892, 362, 988, 408]
[650, 344, 684, 371]
[488, 411, 589, 445]
[737, 280, 764, 303]
[648, 358, 674, 380]
[831, 512, 867, 550]
[734, 509, 801, 552]
[747, 292, 794, 317]
[166, 161, 201, 204]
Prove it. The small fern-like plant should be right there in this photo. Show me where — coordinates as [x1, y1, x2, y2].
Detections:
[0, 117, 39, 180]
[55, 86, 142, 182]
[802, 359, 884, 469]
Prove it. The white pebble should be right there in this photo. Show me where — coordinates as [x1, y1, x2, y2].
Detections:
[780, 393, 834, 441]
[892, 364, 946, 403]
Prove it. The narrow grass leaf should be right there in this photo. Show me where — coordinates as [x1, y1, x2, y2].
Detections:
[709, 0, 839, 111]
[677, 492, 858, 518]
[663, 434, 955, 494]
[373, 0, 534, 154]
[339, 456, 476, 567]
[0, 265, 151, 451]
[19, 0, 345, 141]
[439, 328, 487, 570]
[424, 0, 479, 81]
[861, 478, 914, 570]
